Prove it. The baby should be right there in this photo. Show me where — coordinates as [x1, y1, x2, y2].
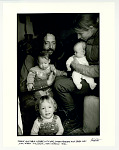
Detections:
[27, 51, 67, 98]
[66, 41, 97, 90]
[31, 95, 64, 135]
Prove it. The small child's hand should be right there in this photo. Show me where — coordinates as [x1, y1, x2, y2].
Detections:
[50, 64, 57, 75]
[67, 66, 71, 71]
[50, 64, 56, 72]
[47, 72, 56, 86]
[62, 71, 67, 76]
[27, 84, 34, 91]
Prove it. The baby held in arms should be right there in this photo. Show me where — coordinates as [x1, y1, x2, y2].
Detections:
[66, 41, 97, 90]
[27, 50, 67, 99]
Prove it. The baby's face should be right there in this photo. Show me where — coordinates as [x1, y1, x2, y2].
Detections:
[74, 43, 85, 58]
[39, 100, 55, 119]
[38, 57, 50, 70]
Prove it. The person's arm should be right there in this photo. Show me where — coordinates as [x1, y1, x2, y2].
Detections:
[55, 69, 67, 76]
[71, 60, 99, 78]
[50, 64, 67, 76]
[27, 68, 36, 91]
[31, 119, 40, 135]
[20, 55, 35, 92]
[56, 116, 64, 135]
[20, 55, 35, 82]
[66, 56, 74, 71]
[27, 69, 35, 84]
[47, 72, 56, 85]
[49, 64, 67, 77]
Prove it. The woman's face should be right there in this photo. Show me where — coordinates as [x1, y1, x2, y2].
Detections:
[75, 28, 94, 41]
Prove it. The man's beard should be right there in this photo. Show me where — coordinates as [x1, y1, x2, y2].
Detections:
[46, 48, 55, 55]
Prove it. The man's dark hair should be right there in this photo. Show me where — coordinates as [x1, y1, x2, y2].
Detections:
[33, 29, 58, 55]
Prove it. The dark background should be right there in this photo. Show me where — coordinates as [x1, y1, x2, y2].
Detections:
[19, 13, 77, 35]
[17, 13, 79, 71]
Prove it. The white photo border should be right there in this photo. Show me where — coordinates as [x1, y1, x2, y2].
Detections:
[1, 1, 119, 149]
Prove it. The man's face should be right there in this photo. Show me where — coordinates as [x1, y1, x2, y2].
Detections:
[43, 33, 56, 55]
[75, 28, 93, 41]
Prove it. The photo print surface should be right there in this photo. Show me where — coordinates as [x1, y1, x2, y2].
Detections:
[17, 13, 100, 136]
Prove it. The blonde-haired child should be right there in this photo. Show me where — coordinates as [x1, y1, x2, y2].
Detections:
[31, 95, 64, 135]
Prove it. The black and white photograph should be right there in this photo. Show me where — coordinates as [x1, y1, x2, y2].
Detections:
[17, 13, 100, 136]
[2, 1, 117, 148]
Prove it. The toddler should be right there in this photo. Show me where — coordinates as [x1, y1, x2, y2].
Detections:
[27, 51, 67, 98]
[66, 41, 97, 90]
[31, 95, 64, 135]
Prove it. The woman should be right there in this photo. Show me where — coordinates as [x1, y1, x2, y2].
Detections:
[54, 13, 99, 135]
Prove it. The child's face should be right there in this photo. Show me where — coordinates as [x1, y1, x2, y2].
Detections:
[39, 100, 55, 119]
[74, 43, 85, 58]
[38, 57, 50, 70]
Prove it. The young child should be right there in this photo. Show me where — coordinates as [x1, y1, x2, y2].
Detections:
[31, 95, 64, 135]
[27, 51, 67, 99]
[66, 41, 97, 90]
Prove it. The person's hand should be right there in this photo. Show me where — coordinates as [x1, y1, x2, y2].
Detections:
[71, 57, 79, 70]
[62, 71, 67, 76]
[50, 64, 56, 72]
[47, 72, 56, 86]
[27, 83, 34, 91]
[67, 66, 71, 71]
[50, 64, 57, 75]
